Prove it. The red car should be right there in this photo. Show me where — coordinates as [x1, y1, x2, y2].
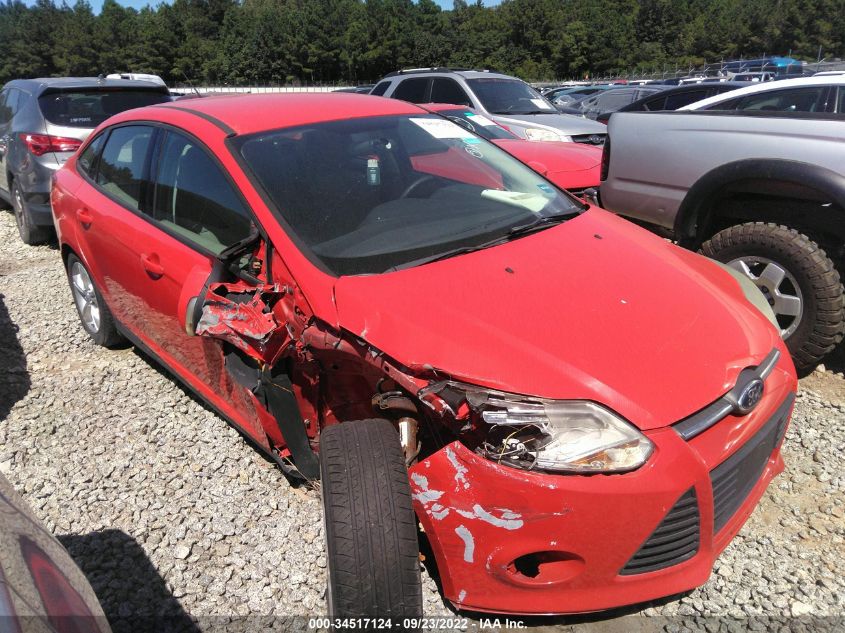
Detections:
[423, 103, 601, 196]
[51, 93, 797, 617]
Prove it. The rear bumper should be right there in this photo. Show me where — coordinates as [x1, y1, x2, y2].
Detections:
[23, 192, 53, 227]
[411, 365, 796, 615]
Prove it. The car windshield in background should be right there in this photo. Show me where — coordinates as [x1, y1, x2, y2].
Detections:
[437, 109, 517, 141]
[466, 78, 557, 115]
[235, 114, 581, 275]
[38, 90, 170, 128]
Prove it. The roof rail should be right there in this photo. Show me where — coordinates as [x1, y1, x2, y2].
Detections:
[383, 67, 498, 78]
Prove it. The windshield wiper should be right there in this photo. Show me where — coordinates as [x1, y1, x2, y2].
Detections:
[385, 212, 577, 272]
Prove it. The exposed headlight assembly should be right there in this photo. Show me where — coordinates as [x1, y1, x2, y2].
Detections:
[524, 127, 571, 142]
[428, 383, 653, 474]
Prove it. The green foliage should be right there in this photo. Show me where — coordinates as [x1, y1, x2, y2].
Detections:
[0, 0, 842, 84]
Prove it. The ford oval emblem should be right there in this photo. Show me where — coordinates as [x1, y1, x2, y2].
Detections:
[736, 379, 764, 414]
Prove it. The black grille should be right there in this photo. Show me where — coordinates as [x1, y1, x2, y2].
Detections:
[620, 488, 700, 575]
[710, 393, 794, 533]
[571, 133, 606, 145]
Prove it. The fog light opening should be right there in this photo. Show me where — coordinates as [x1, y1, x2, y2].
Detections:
[506, 551, 585, 585]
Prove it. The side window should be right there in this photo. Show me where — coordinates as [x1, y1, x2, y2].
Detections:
[641, 95, 667, 111]
[392, 78, 430, 103]
[0, 89, 21, 124]
[370, 81, 391, 97]
[704, 97, 740, 110]
[151, 131, 252, 255]
[837, 87, 845, 114]
[97, 125, 154, 210]
[77, 132, 107, 179]
[734, 87, 829, 112]
[0, 90, 9, 125]
[430, 78, 472, 107]
[664, 90, 707, 110]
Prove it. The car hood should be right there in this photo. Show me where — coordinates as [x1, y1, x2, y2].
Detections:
[332, 209, 781, 430]
[491, 139, 601, 173]
[494, 112, 606, 135]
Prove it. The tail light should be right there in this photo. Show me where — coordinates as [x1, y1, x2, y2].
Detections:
[19, 133, 82, 157]
[600, 135, 611, 182]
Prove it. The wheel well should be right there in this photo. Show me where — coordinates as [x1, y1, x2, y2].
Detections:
[681, 188, 845, 265]
[60, 243, 77, 267]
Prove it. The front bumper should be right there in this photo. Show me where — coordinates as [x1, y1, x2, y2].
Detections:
[410, 364, 796, 615]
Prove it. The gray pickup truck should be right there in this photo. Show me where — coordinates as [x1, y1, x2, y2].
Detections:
[600, 111, 845, 372]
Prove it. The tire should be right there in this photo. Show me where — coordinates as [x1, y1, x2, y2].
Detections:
[320, 418, 423, 618]
[12, 181, 50, 245]
[65, 253, 124, 347]
[701, 222, 845, 373]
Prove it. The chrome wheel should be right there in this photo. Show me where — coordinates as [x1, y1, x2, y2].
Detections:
[728, 256, 803, 338]
[70, 262, 101, 333]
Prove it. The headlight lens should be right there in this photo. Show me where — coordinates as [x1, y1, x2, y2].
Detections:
[430, 383, 653, 473]
[524, 127, 569, 142]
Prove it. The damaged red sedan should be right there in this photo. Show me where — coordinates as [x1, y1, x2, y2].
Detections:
[51, 93, 797, 617]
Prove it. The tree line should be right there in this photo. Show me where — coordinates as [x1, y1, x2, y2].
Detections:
[1, 0, 843, 86]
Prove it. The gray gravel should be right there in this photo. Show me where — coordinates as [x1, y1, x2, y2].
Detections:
[0, 209, 843, 632]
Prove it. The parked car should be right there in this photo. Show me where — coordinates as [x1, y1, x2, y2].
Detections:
[558, 86, 666, 119]
[600, 109, 845, 371]
[595, 82, 748, 124]
[0, 77, 170, 244]
[730, 72, 775, 82]
[105, 72, 167, 87]
[422, 103, 601, 195]
[0, 472, 111, 632]
[52, 93, 796, 617]
[549, 84, 621, 109]
[371, 68, 608, 145]
[680, 75, 845, 112]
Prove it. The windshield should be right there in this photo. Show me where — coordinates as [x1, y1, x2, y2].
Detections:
[466, 79, 557, 115]
[38, 89, 170, 128]
[436, 109, 517, 141]
[235, 114, 581, 275]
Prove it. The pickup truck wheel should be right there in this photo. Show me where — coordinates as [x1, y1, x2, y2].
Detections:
[66, 254, 124, 347]
[701, 222, 845, 373]
[12, 181, 49, 245]
[320, 418, 423, 618]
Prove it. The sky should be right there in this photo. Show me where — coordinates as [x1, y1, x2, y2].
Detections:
[35, 0, 500, 13]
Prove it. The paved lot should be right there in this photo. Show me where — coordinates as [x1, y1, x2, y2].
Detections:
[0, 210, 843, 632]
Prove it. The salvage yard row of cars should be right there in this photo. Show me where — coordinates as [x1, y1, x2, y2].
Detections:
[0, 66, 841, 625]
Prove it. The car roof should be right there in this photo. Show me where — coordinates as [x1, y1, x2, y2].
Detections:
[681, 75, 845, 110]
[5, 77, 167, 95]
[145, 93, 427, 136]
[382, 68, 518, 82]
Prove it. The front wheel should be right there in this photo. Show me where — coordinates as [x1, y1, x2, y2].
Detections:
[320, 418, 423, 618]
[701, 222, 845, 373]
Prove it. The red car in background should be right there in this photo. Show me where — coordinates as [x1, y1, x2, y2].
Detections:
[51, 93, 796, 617]
[423, 103, 601, 196]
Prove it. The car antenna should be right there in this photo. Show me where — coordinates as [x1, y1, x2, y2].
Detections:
[180, 70, 203, 98]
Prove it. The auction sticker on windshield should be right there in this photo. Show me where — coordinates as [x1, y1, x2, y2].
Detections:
[410, 117, 475, 139]
[530, 98, 554, 110]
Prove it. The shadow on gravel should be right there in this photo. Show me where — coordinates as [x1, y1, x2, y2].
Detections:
[0, 292, 30, 422]
[59, 529, 202, 633]
[823, 344, 844, 375]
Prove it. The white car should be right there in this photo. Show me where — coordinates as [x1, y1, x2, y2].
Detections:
[680, 75, 845, 112]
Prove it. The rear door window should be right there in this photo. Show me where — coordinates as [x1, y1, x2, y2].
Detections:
[430, 78, 473, 107]
[370, 81, 391, 97]
[664, 89, 707, 110]
[392, 78, 430, 103]
[77, 132, 107, 179]
[96, 125, 154, 210]
[729, 87, 830, 112]
[38, 90, 170, 128]
[150, 130, 252, 255]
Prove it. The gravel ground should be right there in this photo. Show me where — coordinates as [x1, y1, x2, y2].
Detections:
[0, 208, 843, 632]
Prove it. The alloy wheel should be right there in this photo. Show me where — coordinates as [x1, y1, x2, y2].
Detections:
[70, 262, 101, 333]
[728, 256, 803, 338]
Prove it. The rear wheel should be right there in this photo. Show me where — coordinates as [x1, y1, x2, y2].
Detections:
[701, 222, 845, 373]
[12, 181, 49, 245]
[66, 254, 124, 347]
[320, 418, 423, 618]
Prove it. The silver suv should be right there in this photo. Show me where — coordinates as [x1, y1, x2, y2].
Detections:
[0, 77, 170, 244]
[371, 68, 607, 145]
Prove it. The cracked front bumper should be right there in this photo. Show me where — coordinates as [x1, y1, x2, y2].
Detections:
[410, 365, 796, 615]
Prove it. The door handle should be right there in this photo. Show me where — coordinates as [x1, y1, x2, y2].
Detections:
[140, 253, 165, 278]
[76, 208, 94, 226]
